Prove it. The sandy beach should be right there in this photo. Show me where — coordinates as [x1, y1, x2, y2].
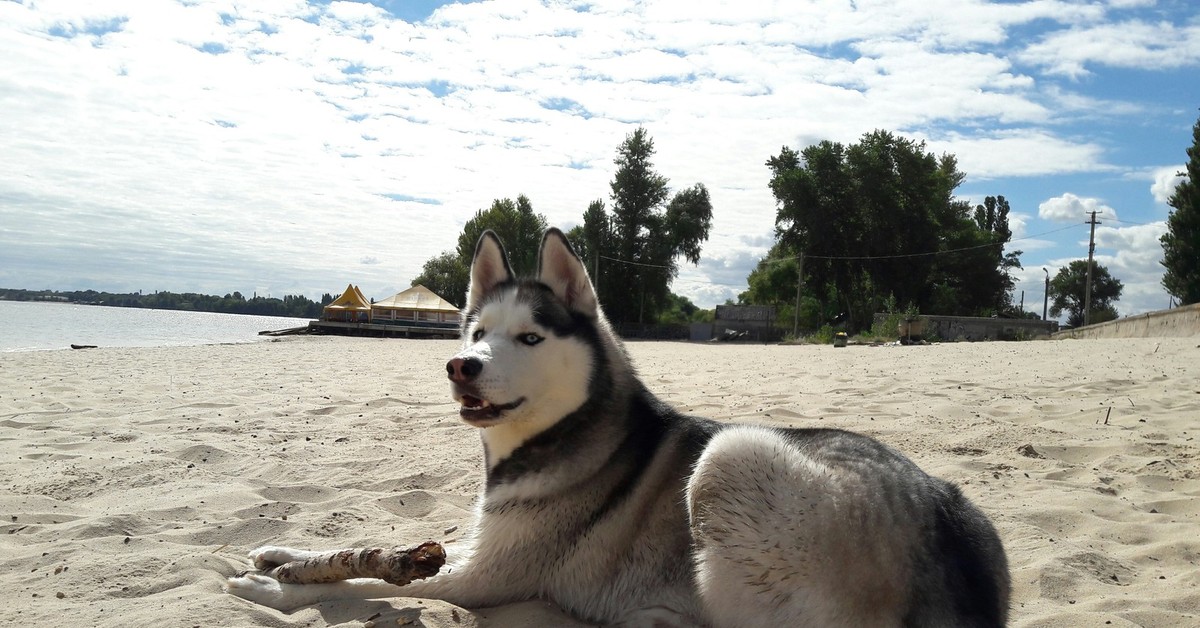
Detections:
[2, 336, 1197, 627]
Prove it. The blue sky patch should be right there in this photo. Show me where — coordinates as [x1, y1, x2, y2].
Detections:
[197, 42, 228, 55]
[48, 16, 128, 39]
[382, 193, 442, 205]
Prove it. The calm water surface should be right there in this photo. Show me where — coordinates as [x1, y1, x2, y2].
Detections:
[0, 300, 312, 352]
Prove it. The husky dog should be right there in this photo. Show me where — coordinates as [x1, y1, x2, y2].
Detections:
[228, 228, 1010, 627]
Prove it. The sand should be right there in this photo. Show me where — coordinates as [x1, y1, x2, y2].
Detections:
[1, 336, 1197, 627]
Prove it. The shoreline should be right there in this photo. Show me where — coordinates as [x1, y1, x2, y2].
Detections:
[2, 337, 1196, 626]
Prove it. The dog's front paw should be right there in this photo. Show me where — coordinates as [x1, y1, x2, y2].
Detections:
[248, 545, 316, 571]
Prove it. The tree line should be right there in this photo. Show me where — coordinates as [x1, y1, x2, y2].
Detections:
[414, 127, 1028, 334]
[415, 109, 1200, 334]
[0, 288, 333, 319]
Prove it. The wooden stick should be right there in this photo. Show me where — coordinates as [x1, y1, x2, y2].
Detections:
[266, 542, 445, 586]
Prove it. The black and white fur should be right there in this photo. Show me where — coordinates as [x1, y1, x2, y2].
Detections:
[227, 228, 1010, 627]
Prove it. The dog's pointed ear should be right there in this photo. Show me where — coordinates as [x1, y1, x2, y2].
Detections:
[537, 228, 598, 317]
[466, 230, 514, 311]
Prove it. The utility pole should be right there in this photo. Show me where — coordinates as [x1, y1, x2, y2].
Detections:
[1042, 268, 1049, 321]
[1084, 211, 1100, 326]
[792, 252, 805, 338]
[593, 244, 600, 293]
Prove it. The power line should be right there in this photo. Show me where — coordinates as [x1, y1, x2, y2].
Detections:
[670, 276, 753, 288]
[597, 223, 1078, 271]
[752, 223, 1079, 266]
[593, 223, 1090, 300]
[1107, 217, 1157, 226]
[597, 254, 672, 269]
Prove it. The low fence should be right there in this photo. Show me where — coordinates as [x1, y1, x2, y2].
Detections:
[613, 322, 691, 340]
[712, 304, 785, 342]
[871, 313, 1059, 341]
[1052, 303, 1200, 339]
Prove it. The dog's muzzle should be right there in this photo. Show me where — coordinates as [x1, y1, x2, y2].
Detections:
[457, 392, 525, 425]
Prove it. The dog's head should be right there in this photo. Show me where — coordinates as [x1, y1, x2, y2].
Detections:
[446, 228, 607, 461]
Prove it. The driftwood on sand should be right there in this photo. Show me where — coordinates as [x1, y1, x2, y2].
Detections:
[264, 542, 445, 586]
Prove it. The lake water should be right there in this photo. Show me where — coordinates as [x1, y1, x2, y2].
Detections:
[0, 300, 313, 352]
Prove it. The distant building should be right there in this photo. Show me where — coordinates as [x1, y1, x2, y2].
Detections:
[713, 304, 781, 341]
[371, 285, 460, 328]
[322, 284, 372, 322]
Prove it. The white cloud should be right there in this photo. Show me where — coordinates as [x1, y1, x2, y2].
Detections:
[1019, 20, 1200, 77]
[1092, 222, 1169, 315]
[0, 0, 1193, 314]
[1033, 221, 1167, 317]
[926, 131, 1111, 179]
[1151, 166, 1187, 205]
[1038, 193, 1119, 223]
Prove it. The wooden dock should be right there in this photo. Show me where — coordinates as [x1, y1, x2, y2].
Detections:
[260, 321, 460, 339]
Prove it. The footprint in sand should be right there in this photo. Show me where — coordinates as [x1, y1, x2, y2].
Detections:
[258, 485, 338, 504]
[376, 491, 437, 518]
[1062, 551, 1136, 586]
[233, 501, 299, 521]
[1142, 497, 1200, 517]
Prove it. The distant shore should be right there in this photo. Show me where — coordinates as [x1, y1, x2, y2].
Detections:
[1, 337, 1196, 626]
[1, 287, 326, 319]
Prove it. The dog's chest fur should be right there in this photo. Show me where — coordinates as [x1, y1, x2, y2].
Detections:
[468, 397, 712, 620]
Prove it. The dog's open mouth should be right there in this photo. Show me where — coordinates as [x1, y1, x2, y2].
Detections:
[458, 394, 524, 425]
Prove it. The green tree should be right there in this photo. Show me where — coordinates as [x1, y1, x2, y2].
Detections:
[455, 195, 546, 278]
[411, 251, 470, 308]
[763, 131, 1021, 332]
[973, 195, 1024, 313]
[566, 199, 610, 287]
[741, 242, 800, 307]
[1160, 112, 1200, 305]
[599, 128, 713, 324]
[657, 292, 700, 325]
[1049, 260, 1123, 327]
[413, 195, 548, 307]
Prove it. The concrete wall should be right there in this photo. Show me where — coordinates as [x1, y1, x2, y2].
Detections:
[1052, 302, 1200, 339]
[872, 313, 1058, 341]
[713, 304, 784, 342]
[922, 315, 1057, 341]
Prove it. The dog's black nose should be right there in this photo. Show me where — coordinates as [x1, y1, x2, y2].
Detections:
[446, 357, 483, 382]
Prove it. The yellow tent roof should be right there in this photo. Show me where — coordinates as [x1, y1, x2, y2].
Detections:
[324, 283, 372, 312]
[373, 285, 459, 313]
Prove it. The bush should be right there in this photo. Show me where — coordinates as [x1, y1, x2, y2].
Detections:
[809, 324, 836, 345]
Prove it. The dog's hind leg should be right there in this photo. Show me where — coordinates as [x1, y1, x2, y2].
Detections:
[685, 427, 912, 628]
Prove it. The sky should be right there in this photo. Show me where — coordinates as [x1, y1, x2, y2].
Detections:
[1, 0, 1198, 320]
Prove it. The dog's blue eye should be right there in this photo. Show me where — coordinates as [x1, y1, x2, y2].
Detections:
[519, 333, 543, 346]
[472, 329, 485, 342]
